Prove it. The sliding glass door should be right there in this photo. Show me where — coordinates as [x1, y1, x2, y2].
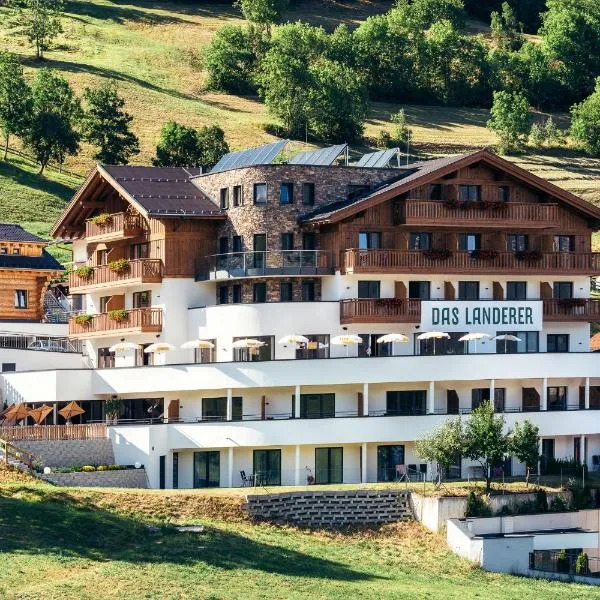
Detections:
[377, 445, 405, 482]
[193, 451, 220, 488]
[253, 449, 281, 486]
[315, 447, 343, 484]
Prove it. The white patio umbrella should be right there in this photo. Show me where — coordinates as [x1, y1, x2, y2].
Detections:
[231, 338, 266, 349]
[459, 332, 491, 353]
[417, 331, 450, 355]
[277, 334, 310, 347]
[181, 339, 215, 350]
[144, 342, 175, 354]
[376, 333, 409, 356]
[491, 334, 522, 353]
[108, 341, 139, 354]
[331, 334, 363, 357]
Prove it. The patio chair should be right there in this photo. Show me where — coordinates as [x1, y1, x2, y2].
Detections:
[240, 470, 255, 487]
[396, 464, 409, 482]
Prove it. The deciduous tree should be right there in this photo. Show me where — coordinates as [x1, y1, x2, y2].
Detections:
[13, 0, 64, 59]
[508, 420, 540, 485]
[570, 78, 600, 157]
[487, 89, 530, 153]
[415, 418, 464, 485]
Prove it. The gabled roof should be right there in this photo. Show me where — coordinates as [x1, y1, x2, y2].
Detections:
[0, 224, 46, 244]
[302, 149, 600, 225]
[0, 250, 63, 271]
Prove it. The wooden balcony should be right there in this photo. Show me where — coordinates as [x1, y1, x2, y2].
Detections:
[69, 259, 163, 292]
[340, 298, 421, 324]
[403, 200, 562, 228]
[85, 212, 145, 243]
[69, 308, 163, 339]
[543, 299, 600, 322]
[343, 249, 600, 276]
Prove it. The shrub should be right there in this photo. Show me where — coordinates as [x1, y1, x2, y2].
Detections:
[556, 549, 570, 573]
[544, 457, 587, 477]
[107, 309, 128, 322]
[570, 486, 593, 510]
[74, 265, 94, 279]
[89, 213, 112, 226]
[107, 258, 130, 274]
[81, 465, 96, 472]
[535, 489, 548, 513]
[550, 494, 568, 512]
[575, 552, 589, 575]
[74, 313, 93, 326]
[96, 465, 107, 471]
[465, 491, 492, 518]
[104, 397, 121, 419]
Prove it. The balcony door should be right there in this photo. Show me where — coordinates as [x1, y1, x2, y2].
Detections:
[300, 393, 335, 419]
[253, 449, 281, 486]
[377, 445, 405, 482]
[193, 451, 220, 488]
[253, 234, 266, 269]
[315, 447, 343, 484]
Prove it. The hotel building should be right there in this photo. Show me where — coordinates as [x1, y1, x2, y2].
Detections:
[2, 145, 600, 489]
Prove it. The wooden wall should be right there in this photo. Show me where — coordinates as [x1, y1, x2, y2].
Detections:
[0, 243, 45, 257]
[0, 270, 48, 321]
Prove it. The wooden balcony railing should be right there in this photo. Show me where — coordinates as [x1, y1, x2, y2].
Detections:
[343, 249, 600, 275]
[0, 423, 107, 441]
[543, 299, 600, 321]
[404, 200, 562, 227]
[69, 259, 163, 291]
[85, 212, 145, 241]
[69, 308, 163, 338]
[340, 298, 421, 324]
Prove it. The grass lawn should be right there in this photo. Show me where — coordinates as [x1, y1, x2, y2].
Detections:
[1, 477, 599, 599]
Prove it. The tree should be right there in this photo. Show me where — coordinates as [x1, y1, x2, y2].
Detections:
[487, 89, 530, 153]
[490, 1, 524, 51]
[237, 0, 288, 32]
[25, 69, 80, 174]
[0, 52, 32, 159]
[154, 122, 229, 169]
[463, 401, 508, 492]
[204, 25, 259, 94]
[415, 417, 464, 485]
[570, 78, 600, 157]
[81, 82, 139, 165]
[13, 0, 64, 59]
[402, 0, 467, 30]
[508, 420, 540, 485]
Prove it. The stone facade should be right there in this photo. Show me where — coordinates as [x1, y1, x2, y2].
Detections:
[18, 439, 115, 468]
[245, 489, 413, 527]
[40, 468, 147, 488]
[217, 277, 322, 304]
[194, 165, 399, 254]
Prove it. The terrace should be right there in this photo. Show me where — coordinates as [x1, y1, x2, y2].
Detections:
[68, 307, 163, 339]
[69, 258, 163, 292]
[85, 212, 146, 243]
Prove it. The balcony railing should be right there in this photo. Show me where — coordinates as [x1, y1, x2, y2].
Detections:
[69, 259, 163, 291]
[543, 298, 600, 321]
[85, 212, 145, 241]
[68, 308, 163, 338]
[340, 298, 421, 324]
[404, 200, 562, 227]
[0, 333, 82, 354]
[196, 250, 333, 281]
[343, 249, 600, 275]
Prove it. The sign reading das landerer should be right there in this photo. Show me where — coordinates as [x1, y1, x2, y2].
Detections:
[420, 301, 543, 332]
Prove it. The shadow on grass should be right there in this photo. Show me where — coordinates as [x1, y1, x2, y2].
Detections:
[0, 486, 374, 582]
[0, 159, 77, 201]
[63, 0, 189, 25]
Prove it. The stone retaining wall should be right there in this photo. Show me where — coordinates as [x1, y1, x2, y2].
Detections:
[17, 439, 115, 468]
[245, 489, 413, 527]
[40, 469, 147, 488]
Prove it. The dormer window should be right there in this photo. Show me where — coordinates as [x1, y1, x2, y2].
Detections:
[458, 185, 481, 202]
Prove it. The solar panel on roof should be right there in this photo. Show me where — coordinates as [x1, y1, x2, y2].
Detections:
[210, 140, 289, 173]
[288, 144, 348, 166]
[356, 148, 400, 168]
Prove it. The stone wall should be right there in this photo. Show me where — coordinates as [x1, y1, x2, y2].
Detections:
[245, 489, 413, 527]
[18, 439, 115, 468]
[40, 468, 147, 488]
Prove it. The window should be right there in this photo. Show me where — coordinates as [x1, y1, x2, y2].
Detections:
[219, 187, 229, 209]
[553, 235, 575, 252]
[233, 335, 274, 362]
[1, 363, 16, 372]
[202, 396, 242, 421]
[430, 183, 442, 200]
[359, 333, 392, 357]
[130, 242, 149, 260]
[458, 233, 481, 252]
[302, 232, 316, 250]
[219, 236, 229, 255]
[458, 281, 479, 300]
[232, 185, 242, 207]
[253, 183, 267, 205]
[472, 388, 506, 412]
[409, 232, 431, 251]
[301, 280, 315, 301]
[541, 439, 554, 473]
[194, 339, 216, 364]
[315, 447, 343, 484]
[496, 331, 539, 353]
[232, 235, 243, 254]
[506, 281, 527, 300]
[359, 231, 382, 250]
[97, 249, 109, 266]
[172, 452, 179, 489]
[280, 281, 293, 302]
[377, 445, 405, 482]
[416, 332, 466, 356]
[358, 281, 380, 299]
[98, 347, 115, 369]
[498, 186, 509, 202]
[300, 393, 335, 419]
[14, 290, 27, 309]
[218, 285, 229, 304]
[253, 449, 281, 486]
[71, 294, 85, 312]
[133, 290, 151, 309]
[12, 247, 20, 255]
[507, 234, 528, 252]
[302, 182, 315, 206]
[281, 232, 294, 251]
[0, 247, 6, 255]
[99, 296, 110, 313]
[280, 182, 294, 205]
[547, 386, 567, 411]
[458, 184, 481, 202]
[253, 233, 266, 268]
[232, 284, 242, 304]
[194, 451, 220, 488]
[553, 281, 573, 299]
[408, 281, 430, 300]
[386, 390, 426, 416]
[296, 334, 329, 359]
[547, 334, 569, 353]
[253, 282, 267, 303]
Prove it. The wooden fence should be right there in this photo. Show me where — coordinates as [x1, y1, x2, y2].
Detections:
[0, 423, 107, 441]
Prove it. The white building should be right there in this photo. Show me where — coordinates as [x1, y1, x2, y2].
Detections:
[2, 146, 600, 488]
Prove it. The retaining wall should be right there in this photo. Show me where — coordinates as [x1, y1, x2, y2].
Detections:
[17, 439, 115, 468]
[245, 489, 413, 527]
[40, 468, 147, 488]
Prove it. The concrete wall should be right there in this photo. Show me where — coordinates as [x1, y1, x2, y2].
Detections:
[17, 439, 115, 468]
[41, 468, 147, 488]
